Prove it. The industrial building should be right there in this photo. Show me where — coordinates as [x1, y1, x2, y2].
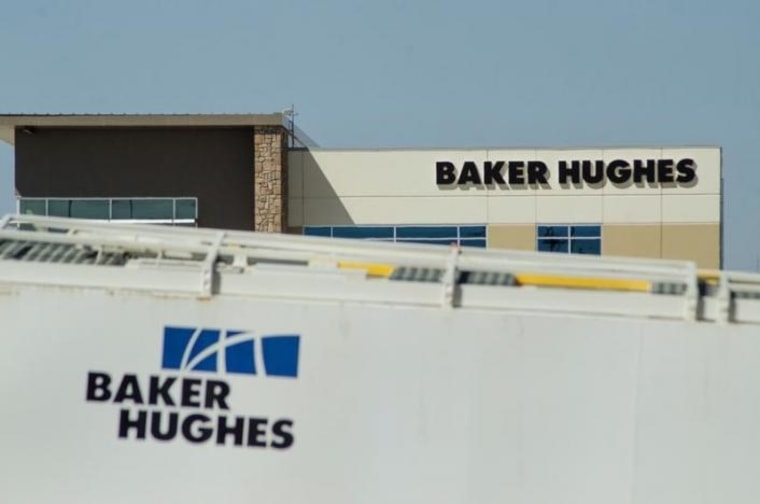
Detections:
[0, 113, 722, 268]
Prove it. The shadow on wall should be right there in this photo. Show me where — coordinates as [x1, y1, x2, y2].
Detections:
[289, 149, 354, 228]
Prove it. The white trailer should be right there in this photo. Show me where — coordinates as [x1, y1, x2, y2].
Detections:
[0, 214, 758, 504]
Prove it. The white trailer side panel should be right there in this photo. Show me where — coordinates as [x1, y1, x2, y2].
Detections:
[1, 285, 759, 504]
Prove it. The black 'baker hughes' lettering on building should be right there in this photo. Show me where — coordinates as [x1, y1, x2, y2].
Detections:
[436, 160, 550, 186]
[438, 159, 697, 188]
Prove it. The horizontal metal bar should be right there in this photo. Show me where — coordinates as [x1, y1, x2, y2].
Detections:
[514, 273, 652, 292]
[0, 214, 758, 325]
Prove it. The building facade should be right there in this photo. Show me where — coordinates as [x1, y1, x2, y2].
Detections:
[0, 115, 722, 268]
[289, 147, 722, 268]
[0, 114, 289, 232]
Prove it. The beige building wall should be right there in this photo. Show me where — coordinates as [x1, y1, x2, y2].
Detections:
[487, 225, 536, 251]
[289, 147, 721, 226]
[603, 224, 720, 269]
[661, 224, 720, 269]
[288, 146, 722, 267]
[603, 225, 662, 259]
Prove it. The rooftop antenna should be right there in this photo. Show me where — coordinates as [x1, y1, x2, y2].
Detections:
[282, 105, 298, 148]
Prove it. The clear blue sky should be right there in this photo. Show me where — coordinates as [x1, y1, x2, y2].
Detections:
[1, 0, 757, 269]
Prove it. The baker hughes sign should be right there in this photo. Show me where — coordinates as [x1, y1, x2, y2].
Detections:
[85, 326, 299, 449]
[436, 158, 697, 187]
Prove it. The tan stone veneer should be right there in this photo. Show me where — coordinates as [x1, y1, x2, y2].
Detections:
[254, 127, 289, 232]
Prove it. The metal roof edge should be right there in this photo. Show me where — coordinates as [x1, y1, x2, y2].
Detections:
[0, 113, 285, 127]
[0, 113, 289, 146]
[291, 145, 723, 153]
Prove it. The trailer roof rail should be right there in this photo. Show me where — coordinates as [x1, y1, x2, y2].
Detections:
[0, 214, 757, 324]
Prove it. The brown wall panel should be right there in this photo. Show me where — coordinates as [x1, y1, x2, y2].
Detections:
[15, 127, 255, 230]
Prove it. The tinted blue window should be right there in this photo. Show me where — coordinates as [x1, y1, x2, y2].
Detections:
[537, 225, 569, 238]
[538, 239, 569, 253]
[396, 226, 457, 239]
[175, 199, 197, 220]
[570, 225, 601, 237]
[398, 239, 451, 246]
[47, 200, 72, 217]
[22, 198, 195, 223]
[303, 225, 488, 247]
[570, 238, 601, 255]
[536, 224, 602, 255]
[460, 226, 487, 238]
[304, 227, 332, 237]
[70, 200, 109, 219]
[42, 199, 110, 219]
[111, 200, 132, 219]
[132, 199, 173, 220]
[20, 199, 46, 216]
[460, 239, 487, 248]
[333, 226, 394, 239]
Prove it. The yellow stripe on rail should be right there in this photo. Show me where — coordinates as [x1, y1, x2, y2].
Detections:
[697, 269, 721, 285]
[338, 261, 395, 278]
[335, 262, 653, 291]
[515, 273, 651, 292]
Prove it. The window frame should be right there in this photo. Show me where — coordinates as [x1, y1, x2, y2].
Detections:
[536, 224, 602, 255]
[303, 224, 488, 248]
[17, 197, 199, 226]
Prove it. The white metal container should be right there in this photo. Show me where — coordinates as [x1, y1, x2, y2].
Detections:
[0, 215, 757, 504]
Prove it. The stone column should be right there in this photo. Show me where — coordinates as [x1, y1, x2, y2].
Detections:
[253, 126, 288, 232]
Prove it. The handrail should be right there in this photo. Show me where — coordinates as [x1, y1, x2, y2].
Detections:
[0, 214, 758, 324]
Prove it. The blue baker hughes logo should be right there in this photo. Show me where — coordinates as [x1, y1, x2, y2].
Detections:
[161, 326, 300, 378]
[85, 325, 299, 450]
